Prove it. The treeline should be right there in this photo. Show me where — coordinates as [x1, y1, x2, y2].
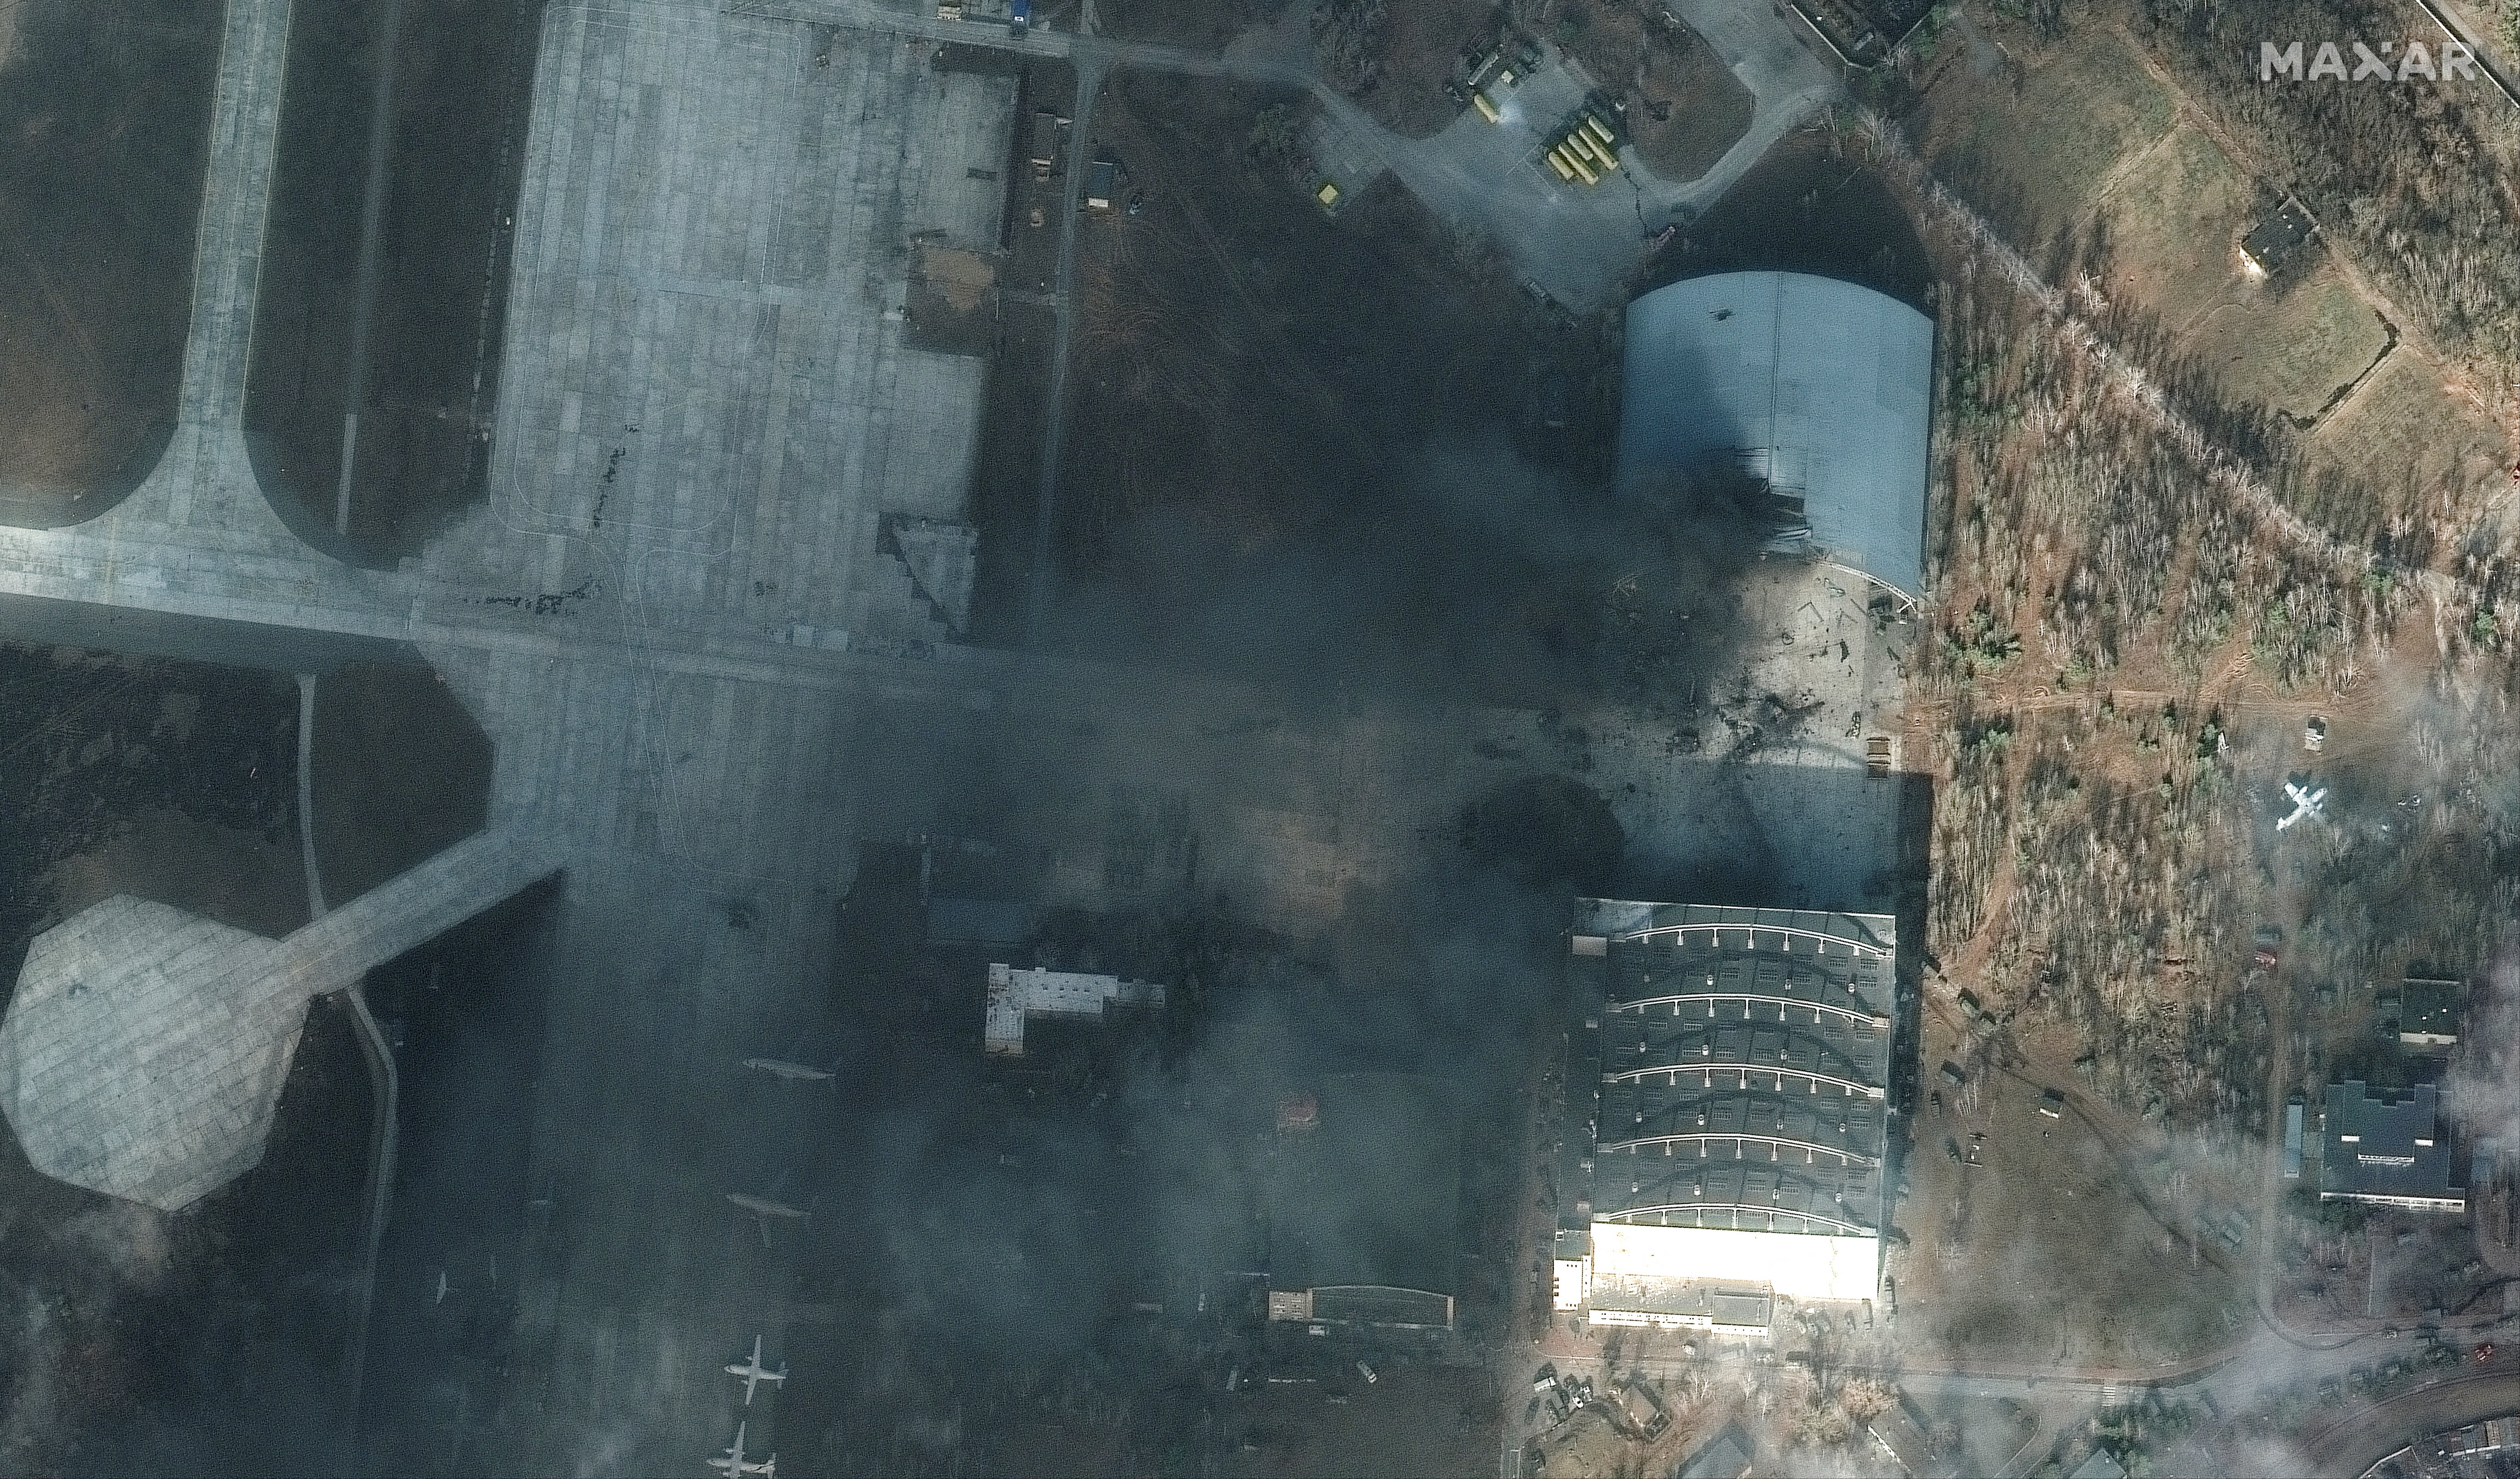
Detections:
[1311, 0, 1387, 92]
[2134, 0, 2520, 388]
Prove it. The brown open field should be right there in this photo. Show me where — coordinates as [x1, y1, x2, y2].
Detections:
[1563, 0, 1752, 180]
[1918, 26, 2175, 255]
[1895, 1008, 2253, 1370]
[2311, 352, 2514, 529]
[48, 807, 307, 940]
[2087, 117, 2389, 429]
[2189, 263, 2391, 424]
[2087, 122, 2251, 334]
[0, 0, 222, 520]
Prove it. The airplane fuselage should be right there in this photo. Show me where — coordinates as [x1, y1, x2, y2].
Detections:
[743, 1057, 833, 1082]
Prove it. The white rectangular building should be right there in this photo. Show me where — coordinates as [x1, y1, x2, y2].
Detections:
[983, 963, 1164, 1056]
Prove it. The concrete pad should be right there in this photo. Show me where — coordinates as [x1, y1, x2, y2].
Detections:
[0, 830, 561, 1211]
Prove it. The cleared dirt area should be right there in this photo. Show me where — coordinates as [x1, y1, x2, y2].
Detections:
[2187, 263, 2390, 424]
[1561, 0, 1752, 181]
[245, 0, 548, 560]
[1046, 71, 1632, 699]
[0, 0, 222, 519]
[2311, 352, 2513, 536]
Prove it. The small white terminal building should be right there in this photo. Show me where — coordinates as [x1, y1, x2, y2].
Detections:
[983, 963, 1165, 1057]
[1552, 902, 1895, 1335]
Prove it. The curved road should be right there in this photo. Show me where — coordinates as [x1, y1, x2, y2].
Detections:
[2299, 1352, 2520, 1478]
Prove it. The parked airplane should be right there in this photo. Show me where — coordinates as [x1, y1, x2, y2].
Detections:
[743, 1058, 834, 1083]
[726, 1192, 810, 1246]
[725, 1333, 788, 1405]
[2278, 779, 2328, 831]
[708, 1420, 775, 1478]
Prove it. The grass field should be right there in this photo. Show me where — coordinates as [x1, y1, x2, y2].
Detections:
[2091, 122, 2252, 333]
[1896, 1012, 2253, 1370]
[2189, 263, 2390, 423]
[1923, 27, 2176, 252]
[2312, 353, 2513, 523]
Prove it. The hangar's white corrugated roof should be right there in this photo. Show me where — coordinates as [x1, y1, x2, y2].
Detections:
[1589, 1221, 1879, 1302]
[1619, 272, 1934, 602]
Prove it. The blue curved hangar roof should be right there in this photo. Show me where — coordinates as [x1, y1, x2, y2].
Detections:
[1618, 272, 1935, 603]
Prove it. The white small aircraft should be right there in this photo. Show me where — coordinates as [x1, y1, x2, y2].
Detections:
[743, 1058, 834, 1083]
[708, 1420, 775, 1478]
[726, 1192, 811, 1247]
[2277, 779, 2328, 831]
[726, 1333, 789, 1405]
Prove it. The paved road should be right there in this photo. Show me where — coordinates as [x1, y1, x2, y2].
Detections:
[1020, 50, 1104, 644]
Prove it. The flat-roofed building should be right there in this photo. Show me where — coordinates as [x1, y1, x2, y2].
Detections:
[1556, 901, 1895, 1333]
[2321, 1080, 2465, 1211]
[2392, 977, 2462, 1049]
[982, 963, 1163, 1056]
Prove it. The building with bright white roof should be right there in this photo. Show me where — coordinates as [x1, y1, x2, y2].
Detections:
[1553, 901, 1895, 1333]
[983, 963, 1164, 1057]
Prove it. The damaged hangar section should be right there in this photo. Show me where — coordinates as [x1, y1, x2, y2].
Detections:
[1619, 271, 1935, 606]
[1554, 903, 1895, 1335]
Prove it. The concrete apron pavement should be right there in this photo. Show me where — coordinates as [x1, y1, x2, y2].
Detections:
[0, 0, 1861, 1468]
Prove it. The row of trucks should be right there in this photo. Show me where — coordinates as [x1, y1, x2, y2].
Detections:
[1542, 107, 1622, 186]
[1453, 33, 1545, 120]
